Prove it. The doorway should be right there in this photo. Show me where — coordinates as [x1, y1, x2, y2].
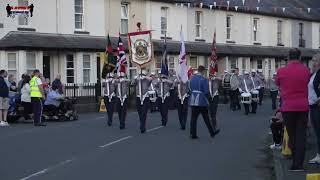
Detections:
[43, 56, 51, 79]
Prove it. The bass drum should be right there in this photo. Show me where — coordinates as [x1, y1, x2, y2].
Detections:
[251, 90, 259, 102]
[241, 93, 252, 104]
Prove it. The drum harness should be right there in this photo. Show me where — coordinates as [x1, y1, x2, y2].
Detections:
[178, 79, 188, 105]
[209, 77, 218, 100]
[106, 78, 115, 102]
[117, 78, 127, 106]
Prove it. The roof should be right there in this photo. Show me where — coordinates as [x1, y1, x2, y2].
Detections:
[169, 0, 320, 22]
[0, 31, 319, 58]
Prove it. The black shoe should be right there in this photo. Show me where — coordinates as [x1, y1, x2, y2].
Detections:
[161, 122, 167, 127]
[288, 166, 304, 172]
[141, 129, 146, 134]
[35, 123, 46, 127]
[107, 122, 112, 126]
[251, 111, 256, 114]
[190, 135, 199, 139]
[213, 129, 220, 136]
[120, 126, 125, 130]
[180, 127, 186, 130]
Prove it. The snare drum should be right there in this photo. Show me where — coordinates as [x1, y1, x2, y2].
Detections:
[148, 91, 157, 102]
[241, 93, 252, 104]
[251, 90, 259, 102]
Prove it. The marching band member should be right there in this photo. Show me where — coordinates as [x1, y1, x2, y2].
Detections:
[104, 73, 117, 126]
[268, 72, 279, 110]
[175, 76, 189, 130]
[189, 66, 216, 139]
[148, 72, 158, 113]
[257, 70, 266, 105]
[132, 69, 152, 133]
[239, 71, 255, 115]
[208, 73, 221, 135]
[114, 72, 130, 130]
[250, 69, 261, 113]
[221, 70, 232, 105]
[155, 73, 173, 126]
[230, 68, 241, 111]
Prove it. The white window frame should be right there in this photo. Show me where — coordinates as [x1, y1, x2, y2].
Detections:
[195, 11, 202, 39]
[18, 0, 28, 26]
[82, 54, 91, 83]
[168, 57, 175, 70]
[75, 0, 84, 31]
[277, 20, 283, 45]
[226, 15, 232, 40]
[66, 54, 75, 83]
[7, 52, 17, 77]
[26, 52, 36, 75]
[189, 56, 198, 70]
[253, 18, 259, 42]
[161, 7, 168, 36]
[229, 57, 238, 70]
[257, 59, 263, 70]
[120, 3, 129, 35]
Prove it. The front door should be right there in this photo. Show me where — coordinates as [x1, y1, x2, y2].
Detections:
[43, 56, 50, 79]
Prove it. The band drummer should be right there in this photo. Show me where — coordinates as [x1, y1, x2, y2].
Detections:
[175, 76, 189, 130]
[104, 72, 117, 126]
[239, 71, 255, 115]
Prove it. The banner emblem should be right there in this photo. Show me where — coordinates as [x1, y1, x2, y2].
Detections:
[128, 31, 153, 68]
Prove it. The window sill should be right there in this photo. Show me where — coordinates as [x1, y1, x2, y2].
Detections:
[74, 30, 90, 35]
[195, 39, 206, 42]
[226, 40, 236, 44]
[253, 42, 261, 45]
[0, 23, 3, 28]
[277, 43, 284, 47]
[17, 27, 36, 32]
[160, 36, 172, 40]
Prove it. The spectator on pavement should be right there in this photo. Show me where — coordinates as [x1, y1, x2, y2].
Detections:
[308, 53, 320, 164]
[17, 73, 26, 94]
[8, 74, 17, 92]
[270, 109, 283, 150]
[268, 73, 279, 110]
[52, 74, 64, 94]
[21, 75, 32, 120]
[276, 48, 310, 171]
[0, 70, 10, 126]
[44, 86, 64, 119]
[30, 69, 46, 126]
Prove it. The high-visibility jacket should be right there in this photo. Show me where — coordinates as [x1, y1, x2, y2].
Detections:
[30, 76, 42, 98]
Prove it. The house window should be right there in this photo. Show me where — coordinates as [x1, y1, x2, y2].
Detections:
[169, 57, 175, 70]
[229, 57, 237, 69]
[75, 0, 84, 30]
[226, 16, 232, 40]
[18, 0, 28, 26]
[121, 3, 129, 34]
[161, 7, 168, 35]
[299, 23, 304, 47]
[26, 52, 36, 75]
[66, 54, 75, 83]
[189, 57, 198, 69]
[83, 54, 91, 83]
[7, 53, 17, 77]
[242, 58, 246, 74]
[253, 18, 259, 42]
[257, 59, 263, 70]
[195, 11, 202, 38]
[277, 20, 283, 45]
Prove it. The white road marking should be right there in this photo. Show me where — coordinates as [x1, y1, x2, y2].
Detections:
[99, 136, 133, 148]
[20, 159, 74, 180]
[147, 126, 164, 132]
[95, 116, 105, 120]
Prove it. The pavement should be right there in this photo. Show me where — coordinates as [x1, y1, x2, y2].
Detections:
[0, 100, 276, 180]
[273, 127, 320, 180]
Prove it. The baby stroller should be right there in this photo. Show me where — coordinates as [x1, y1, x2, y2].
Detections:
[7, 93, 24, 123]
[42, 97, 78, 121]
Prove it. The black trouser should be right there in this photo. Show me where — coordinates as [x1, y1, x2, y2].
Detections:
[150, 101, 157, 113]
[243, 102, 257, 115]
[116, 98, 128, 128]
[222, 88, 229, 104]
[310, 105, 320, 154]
[157, 97, 169, 126]
[177, 97, 189, 129]
[270, 122, 283, 145]
[104, 97, 116, 124]
[282, 112, 308, 168]
[230, 89, 241, 111]
[270, 90, 278, 110]
[258, 87, 265, 105]
[136, 97, 150, 132]
[22, 101, 32, 120]
[31, 97, 43, 125]
[209, 95, 219, 130]
[190, 106, 215, 137]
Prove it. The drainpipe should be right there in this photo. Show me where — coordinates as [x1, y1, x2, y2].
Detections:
[56, 0, 59, 33]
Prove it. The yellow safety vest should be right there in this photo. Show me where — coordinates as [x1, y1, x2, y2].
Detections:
[30, 76, 42, 98]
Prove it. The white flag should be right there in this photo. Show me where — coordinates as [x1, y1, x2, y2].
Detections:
[179, 30, 188, 83]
